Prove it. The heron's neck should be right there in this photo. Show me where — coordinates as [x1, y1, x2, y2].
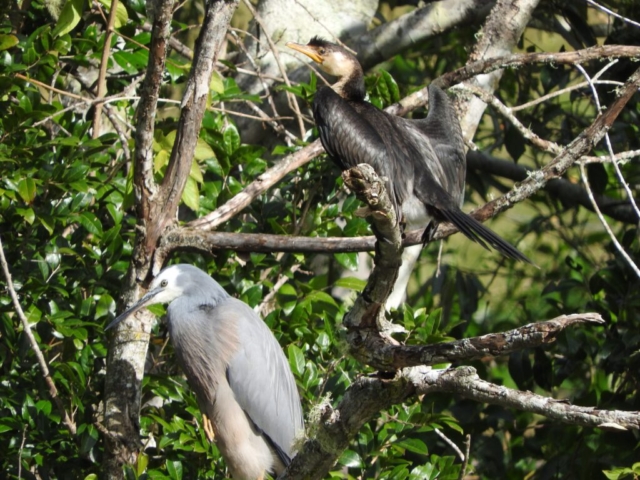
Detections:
[332, 65, 365, 101]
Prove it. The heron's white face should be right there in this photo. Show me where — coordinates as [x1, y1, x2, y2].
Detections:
[145, 266, 185, 306]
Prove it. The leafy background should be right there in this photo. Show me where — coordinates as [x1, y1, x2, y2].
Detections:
[1, 0, 640, 478]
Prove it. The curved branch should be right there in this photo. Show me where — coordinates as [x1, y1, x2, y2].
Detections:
[353, 313, 604, 371]
[414, 366, 640, 430]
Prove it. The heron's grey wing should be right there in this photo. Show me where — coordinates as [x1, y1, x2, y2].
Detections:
[223, 299, 303, 459]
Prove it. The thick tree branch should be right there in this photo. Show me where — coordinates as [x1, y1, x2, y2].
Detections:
[282, 352, 638, 479]
[353, 0, 496, 71]
[353, 313, 604, 371]
[103, 1, 176, 475]
[133, 0, 174, 222]
[414, 366, 640, 430]
[146, 0, 239, 256]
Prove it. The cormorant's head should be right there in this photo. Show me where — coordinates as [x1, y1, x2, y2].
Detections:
[286, 37, 360, 79]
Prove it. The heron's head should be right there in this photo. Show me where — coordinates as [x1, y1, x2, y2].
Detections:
[286, 37, 359, 79]
[105, 265, 187, 330]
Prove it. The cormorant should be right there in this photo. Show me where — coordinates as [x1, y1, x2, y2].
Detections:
[287, 38, 531, 307]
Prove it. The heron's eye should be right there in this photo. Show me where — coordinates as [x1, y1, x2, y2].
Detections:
[160, 280, 168, 287]
[319, 48, 326, 55]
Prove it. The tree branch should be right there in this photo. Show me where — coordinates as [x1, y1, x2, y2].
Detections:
[414, 366, 640, 430]
[352, 313, 604, 371]
[146, 0, 239, 257]
[467, 151, 640, 225]
[466, 65, 640, 227]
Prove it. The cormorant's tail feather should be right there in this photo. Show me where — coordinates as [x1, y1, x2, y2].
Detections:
[437, 208, 533, 264]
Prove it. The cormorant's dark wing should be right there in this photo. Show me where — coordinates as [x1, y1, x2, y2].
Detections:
[313, 87, 403, 216]
[416, 85, 467, 205]
[409, 86, 532, 263]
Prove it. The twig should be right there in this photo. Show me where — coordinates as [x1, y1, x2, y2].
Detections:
[575, 64, 640, 222]
[456, 82, 562, 155]
[92, 0, 119, 138]
[586, 0, 640, 29]
[241, 0, 306, 139]
[511, 60, 621, 112]
[15, 73, 86, 101]
[580, 149, 640, 165]
[434, 428, 465, 462]
[458, 434, 471, 480]
[573, 64, 640, 280]
[0, 236, 76, 434]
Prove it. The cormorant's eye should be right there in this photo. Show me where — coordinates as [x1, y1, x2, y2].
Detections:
[160, 280, 168, 287]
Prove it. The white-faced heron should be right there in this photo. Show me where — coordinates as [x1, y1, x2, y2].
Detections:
[107, 264, 304, 479]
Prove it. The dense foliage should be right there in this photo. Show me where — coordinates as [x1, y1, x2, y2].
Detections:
[1, 0, 639, 479]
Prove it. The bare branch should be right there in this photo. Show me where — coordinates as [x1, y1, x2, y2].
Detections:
[452, 65, 640, 239]
[586, 0, 640, 29]
[353, 313, 604, 371]
[414, 366, 640, 430]
[0, 236, 76, 435]
[92, 0, 119, 138]
[133, 0, 175, 222]
[187, 140, 324, 230]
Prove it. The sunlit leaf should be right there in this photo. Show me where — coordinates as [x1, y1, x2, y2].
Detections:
[52, 0, 84, 37]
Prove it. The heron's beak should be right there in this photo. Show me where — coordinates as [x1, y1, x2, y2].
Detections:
[105, 287, 163, 331]
[286, 42, 323, 64]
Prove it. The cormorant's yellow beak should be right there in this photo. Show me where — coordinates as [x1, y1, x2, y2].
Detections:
[286, 42, 323, 64]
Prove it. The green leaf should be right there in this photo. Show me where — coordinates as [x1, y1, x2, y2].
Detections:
[18, 178, 36, 203]
[189, 158, 204, 183]
[0, 34, 19, 51]
[423, 308, 442, 336]
[25, 305, 42, 325]
[333, 277, 366, 291]
[381, 70, 400, 103]
[334, 252, 358, 271]
[52, 0, 85, 37]
[77, 212, 103, 235]
[287, 344, 305, 377]
[223, 125, 240, 156]
[304, 291, 338, 308]
[154, 149, 170, 173]
[95, 293, 115, 319]
[181, 176, 199, 212]
[338, 449, 363, 468]
[165, 459, 183, 480]
[16, 207, 35, 224]
[395, 438, 428, 455]
[210, 70, 224, 94]
[137, 453, 149, 477]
